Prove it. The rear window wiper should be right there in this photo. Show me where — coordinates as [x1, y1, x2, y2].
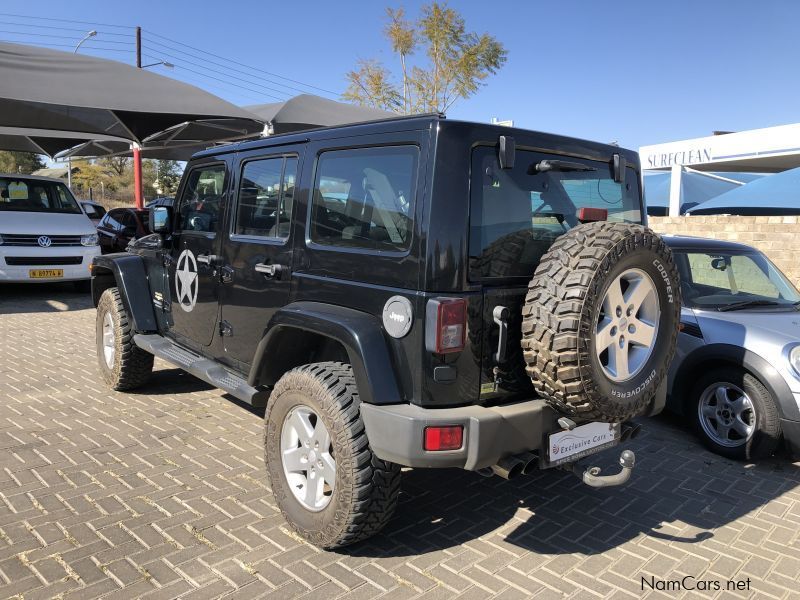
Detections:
[717, 299, 783, 312]
[529, 160, 598, 174]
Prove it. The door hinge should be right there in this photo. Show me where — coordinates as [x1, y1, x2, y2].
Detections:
[219, 320, 233, 337]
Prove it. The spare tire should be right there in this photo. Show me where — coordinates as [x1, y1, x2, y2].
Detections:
[521, 222, 681, 422]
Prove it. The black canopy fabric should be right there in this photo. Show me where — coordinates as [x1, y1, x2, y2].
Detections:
[56, 138, 216, 161]
[0, 126, 132, 158]
[0, 42, 264, 144]
[247, 94, 395, 134]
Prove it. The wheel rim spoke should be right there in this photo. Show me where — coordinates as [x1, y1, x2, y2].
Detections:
[624, 277, 653, 309]
[715, 387, 729, 405]
[289, 409, 315, 443]
[320, 454, 336, 486]
[595, 319, 615, 353]
[628, 321, 655, 348]
[609, 343, 630, 380]
[282, 447, 306, 472]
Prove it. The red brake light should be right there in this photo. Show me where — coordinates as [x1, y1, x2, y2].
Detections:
[577, 207, 608, 222]
[432, 298, 466, 354]
[424, 426, 463, 451]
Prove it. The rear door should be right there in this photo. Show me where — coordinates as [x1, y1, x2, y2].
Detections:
[166, 160, 229, 347]
[217, 146, 303, 367]
[468, 145, 643, 401]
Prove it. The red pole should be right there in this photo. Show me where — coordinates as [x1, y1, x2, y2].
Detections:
[134, 28, 143, 208]
[133, 145, 143, 209]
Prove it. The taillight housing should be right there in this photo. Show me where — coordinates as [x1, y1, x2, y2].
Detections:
[424, 426, 463, 451]
[425, 298, 466, 354]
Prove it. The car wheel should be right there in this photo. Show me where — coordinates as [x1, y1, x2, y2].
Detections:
[691, 367, 781, 460]
[96, 287, 154, 390]
[264, 362, 401, 549]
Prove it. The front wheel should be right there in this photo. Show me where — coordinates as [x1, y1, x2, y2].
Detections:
[264, 362, 400, 549]
[691, 367, 781, 460]
[95, 287, 153, 390]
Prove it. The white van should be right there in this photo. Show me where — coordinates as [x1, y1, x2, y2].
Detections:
[0, 174, 100, 284]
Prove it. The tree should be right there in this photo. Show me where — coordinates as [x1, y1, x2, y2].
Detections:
[343, 2, 507, 114]
[154, 160, 182, 196]
[100, 156, 129, 177]
[0, 151, 46, 174]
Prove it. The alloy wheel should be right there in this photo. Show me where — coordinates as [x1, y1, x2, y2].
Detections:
[280, 405, 336, 511]
[698, 382, 755, 448]
[595, 268, 660, 382]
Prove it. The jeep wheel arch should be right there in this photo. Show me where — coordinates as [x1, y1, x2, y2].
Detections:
[250, 302, 402, 406]
[91, 254, 158, 333]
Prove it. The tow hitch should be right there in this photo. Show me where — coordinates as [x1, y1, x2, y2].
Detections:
[567, 449, 636, 488]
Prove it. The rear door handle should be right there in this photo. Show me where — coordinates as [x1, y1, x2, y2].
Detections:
[196, 254, 219, 266]
[255, 263, 283, 279]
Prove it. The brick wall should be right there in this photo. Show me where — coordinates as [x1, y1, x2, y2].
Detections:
[648, 215, 800, 289]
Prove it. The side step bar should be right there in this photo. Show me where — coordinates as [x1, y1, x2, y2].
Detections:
[134, 334, 269, 407]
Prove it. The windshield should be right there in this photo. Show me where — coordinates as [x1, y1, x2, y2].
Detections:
[469, 146, 642, 279]
[0, 177, 81, 214]
[675, 250, 800, 309]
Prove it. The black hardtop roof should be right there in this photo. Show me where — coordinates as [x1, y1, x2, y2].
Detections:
[662, 234, 756, 253]
[192, 114, 639, 165]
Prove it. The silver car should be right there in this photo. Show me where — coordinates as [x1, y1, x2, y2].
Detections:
[663, 235, 800, 460]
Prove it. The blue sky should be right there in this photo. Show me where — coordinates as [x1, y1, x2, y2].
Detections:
[1, 0, 798, 150]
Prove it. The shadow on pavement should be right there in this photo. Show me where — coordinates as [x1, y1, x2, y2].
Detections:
[346, 413, 799, 557]
[134, 367, 217, 396]
[0, 282, 93, 314]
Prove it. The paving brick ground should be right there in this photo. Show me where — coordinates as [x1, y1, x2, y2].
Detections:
[0, 283, 799, 600]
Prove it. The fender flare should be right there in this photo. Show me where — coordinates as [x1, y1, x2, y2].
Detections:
[249, 301, 402, 406]
[91, 254, 158, 333]
[672, 343, 799, 421]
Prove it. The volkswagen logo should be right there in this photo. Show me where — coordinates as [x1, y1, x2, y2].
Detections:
[37, 236, 52, 248]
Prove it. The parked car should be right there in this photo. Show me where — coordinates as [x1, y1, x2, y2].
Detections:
[79, 200, 107, 225]
[146, 196, 174, 208]
[96, 207, 151, 254]
[0, 173, 99, 287]
[90, 115, 682, 548]
[664, 235, 800, 460]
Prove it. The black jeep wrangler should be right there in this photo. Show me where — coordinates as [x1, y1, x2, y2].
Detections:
[91, 115, 681, 549]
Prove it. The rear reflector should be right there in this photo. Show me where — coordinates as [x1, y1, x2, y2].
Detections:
[424, 426, 463, 451]
[425, 298, 467, 354]
[577, 207, 608, 222]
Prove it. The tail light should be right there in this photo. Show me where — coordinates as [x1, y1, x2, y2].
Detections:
[425, 298, 466, 354]
[424, 426, 463, 451]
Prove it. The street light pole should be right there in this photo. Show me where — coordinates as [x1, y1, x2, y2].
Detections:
[73, 30, 96, 54]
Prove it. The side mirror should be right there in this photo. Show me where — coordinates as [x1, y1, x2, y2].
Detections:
[149, 206, 172, 234]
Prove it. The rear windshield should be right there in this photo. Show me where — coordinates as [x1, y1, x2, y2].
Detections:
[0, 177, 81, 214]
[469, 146, 642, 279]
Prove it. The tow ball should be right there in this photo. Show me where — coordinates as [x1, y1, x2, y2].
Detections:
[567, 449, 636, 488]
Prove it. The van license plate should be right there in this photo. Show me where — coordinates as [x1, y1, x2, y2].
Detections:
[546, 422, 620, 467]
[29, 269, 64, 278]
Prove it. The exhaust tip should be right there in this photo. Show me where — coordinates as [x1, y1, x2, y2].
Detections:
[629, 423, 642, 439]
[519, 452, 539, 475]
[491, 456, 525, 479]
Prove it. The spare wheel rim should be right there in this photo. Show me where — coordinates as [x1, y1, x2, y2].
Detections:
[595, 268, 660, 383]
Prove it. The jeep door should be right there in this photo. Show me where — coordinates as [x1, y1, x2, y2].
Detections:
[166, 160, 229, 347]
[217, 146, 303, 367]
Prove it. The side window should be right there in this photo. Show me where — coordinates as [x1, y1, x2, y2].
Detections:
[177, 165, 226, 233]
[234, 156, 298, 239]
[105, 210, 122, 231]
[310, 146, 418, 252]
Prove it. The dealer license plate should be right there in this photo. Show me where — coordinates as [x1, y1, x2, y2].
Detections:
[546, 422, 621, 467]
[29, 269, 64, 279]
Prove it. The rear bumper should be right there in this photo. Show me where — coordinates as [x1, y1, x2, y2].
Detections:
[781, 419, 800, 458]
[360, 398, 561, 470]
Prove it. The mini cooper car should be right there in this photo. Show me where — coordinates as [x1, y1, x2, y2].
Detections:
[664, 235, 800, 460]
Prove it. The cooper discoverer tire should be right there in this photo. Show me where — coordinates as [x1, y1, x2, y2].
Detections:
[96, 287, 154, 390]
[521, 222, 681, 422]
[264, 362, 401, 549]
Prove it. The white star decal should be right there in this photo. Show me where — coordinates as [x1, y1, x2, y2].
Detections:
[175, 249, 198, 312]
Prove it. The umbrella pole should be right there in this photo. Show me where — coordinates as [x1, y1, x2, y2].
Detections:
[133, 143, 143, 209]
